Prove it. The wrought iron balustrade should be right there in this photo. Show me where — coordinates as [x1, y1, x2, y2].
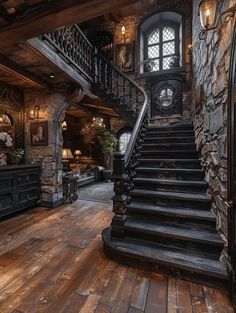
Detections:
[42, 25, 94, 81]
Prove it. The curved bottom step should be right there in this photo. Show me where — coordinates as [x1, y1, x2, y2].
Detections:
[102, 228, 228, 290]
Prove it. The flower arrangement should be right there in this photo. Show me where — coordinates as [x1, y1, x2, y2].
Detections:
[0, 132, 24, 165]
[0, 132, 13, 147]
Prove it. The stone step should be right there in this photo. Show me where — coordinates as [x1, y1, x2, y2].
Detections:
[127, 202, 216, 226]
[141, 143, 196, 151]
[140, 150, 199, 159]
[103, 228, 227, 289]
[124, 219, 223, 257]
[137, 158, 201, 169]
[133, 177, 207, 193]
[130, 188, 211, 210]
[135, 167, 205, 180]
[144, 136, 196, 144]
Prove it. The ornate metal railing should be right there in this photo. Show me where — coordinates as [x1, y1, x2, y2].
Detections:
[43, 25, 149, 236]
[93, 52, 149, 235]
[42, 25, 94, 82]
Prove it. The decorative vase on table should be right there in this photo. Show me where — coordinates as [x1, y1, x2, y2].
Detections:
[0, 132, 13, 166]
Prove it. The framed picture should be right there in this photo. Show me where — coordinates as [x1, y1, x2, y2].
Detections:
[30, 121, 48, 146]
[116, 42, 135, 73]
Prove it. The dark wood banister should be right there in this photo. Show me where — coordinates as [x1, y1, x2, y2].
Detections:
[93, 52, 148, 166]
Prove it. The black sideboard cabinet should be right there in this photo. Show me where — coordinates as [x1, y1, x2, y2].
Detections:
[0, 164, 41, 218]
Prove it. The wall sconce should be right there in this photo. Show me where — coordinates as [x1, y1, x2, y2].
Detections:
[199, 0, 236, 40]
[28, 105, 46, 120]
[121, 25, 126, 43]
[61, 120, 68, 131]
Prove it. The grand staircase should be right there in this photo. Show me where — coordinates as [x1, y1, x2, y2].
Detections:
[103, 123, 227, 289]
[41, 25, 227, 289]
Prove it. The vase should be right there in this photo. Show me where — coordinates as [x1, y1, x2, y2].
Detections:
[0, 148, 7, 166]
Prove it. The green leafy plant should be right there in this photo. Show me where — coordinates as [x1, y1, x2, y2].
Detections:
[98, 130, 117, 169]
[9, 148, 24, 164]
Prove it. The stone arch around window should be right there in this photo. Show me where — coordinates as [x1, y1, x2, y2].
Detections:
[139, 10, 184, 74]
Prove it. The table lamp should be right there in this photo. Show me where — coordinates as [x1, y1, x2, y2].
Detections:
[74, 150, 82, 163]
[62, 148, 74, 171]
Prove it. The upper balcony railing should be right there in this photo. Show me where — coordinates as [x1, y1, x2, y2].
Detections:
[42, 25, 94, 82]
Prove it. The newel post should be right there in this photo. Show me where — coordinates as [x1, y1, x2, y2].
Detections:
[111, 151, 128, 238]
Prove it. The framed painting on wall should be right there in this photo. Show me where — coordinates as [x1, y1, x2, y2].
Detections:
[30, 121, 48, 146]
[116, 42, 135, 73]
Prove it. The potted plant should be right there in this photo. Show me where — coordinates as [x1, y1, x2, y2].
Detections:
[98, 130, 117, 182]
[0, 132, 13, 166]
[9, 148, 24, 164]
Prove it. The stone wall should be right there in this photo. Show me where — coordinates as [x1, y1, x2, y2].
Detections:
[192, 0, 235, 256]
[24, 90, 70, 207]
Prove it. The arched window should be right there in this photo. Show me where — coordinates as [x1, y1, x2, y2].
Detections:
[146, 25, 178, 71]
[119, 132, 131, 154]
[139, 11, 183, 74]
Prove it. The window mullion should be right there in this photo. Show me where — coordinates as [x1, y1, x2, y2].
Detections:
[160, 27, 163, 70]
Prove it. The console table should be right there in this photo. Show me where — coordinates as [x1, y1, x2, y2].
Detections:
[0, 164, 41, 218]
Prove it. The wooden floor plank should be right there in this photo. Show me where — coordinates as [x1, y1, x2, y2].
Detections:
[130, 271, 149, 311]
[167, 278, 177, 313]
[0, 199, 233, 313]
[145, 274, 168, 313]
[176, 280, 193, 313]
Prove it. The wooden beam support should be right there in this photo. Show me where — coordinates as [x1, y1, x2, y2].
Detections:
[0, 53, 51, 89]
[0, 0, 140, 48]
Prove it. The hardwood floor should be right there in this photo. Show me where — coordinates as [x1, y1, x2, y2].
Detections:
[0, 200, 234, 313]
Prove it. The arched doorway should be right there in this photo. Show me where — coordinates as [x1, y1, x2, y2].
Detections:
[227, 24, 236, 306]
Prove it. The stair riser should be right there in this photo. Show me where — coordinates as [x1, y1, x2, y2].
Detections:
[135, 170, 205, 181]
[141, 145, 196, 151]
[127, 212, 216, 228]
[137, 160, 201, 169]
[145, 131, 195, 138]
[103, 242, 226, 289]
[140, 151, 198, 159]
[130, 195, 211, 210]
[144, 137, 195, 144]
[133, 181, 207, 193]
[124, 228, 223, 258]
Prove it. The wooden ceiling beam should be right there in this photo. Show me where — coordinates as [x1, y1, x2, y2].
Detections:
[0, 0, 140, 48]
[0, 53, 51, 89]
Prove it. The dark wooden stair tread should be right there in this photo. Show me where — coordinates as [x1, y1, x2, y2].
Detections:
[133, 177, 207, 187]
[142, 143, 196, 147]
[131, 189, 211, 203]
[103, 228, 227, 281]
[125, 219, 223, 246]
[127, 202, 215, 221]
[136, 167, 204, 173]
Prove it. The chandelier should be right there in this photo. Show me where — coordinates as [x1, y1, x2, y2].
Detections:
[91, 117, 105, 130]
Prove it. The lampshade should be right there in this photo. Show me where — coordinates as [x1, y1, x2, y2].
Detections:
[61, 121, 67, 131]
[62, 148, 74, 159]
[199, 0, 217, 29]
[74, 150, 82, 156]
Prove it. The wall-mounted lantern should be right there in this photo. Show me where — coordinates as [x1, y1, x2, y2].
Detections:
[28, 105, 46, 120]
[121, 25, 126, 43]
[199, 0, 236, 40]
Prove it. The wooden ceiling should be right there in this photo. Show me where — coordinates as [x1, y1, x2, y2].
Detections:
[0, 0, 141, 49]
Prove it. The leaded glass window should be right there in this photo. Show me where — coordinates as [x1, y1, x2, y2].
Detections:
[146, 25, 178, 72]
